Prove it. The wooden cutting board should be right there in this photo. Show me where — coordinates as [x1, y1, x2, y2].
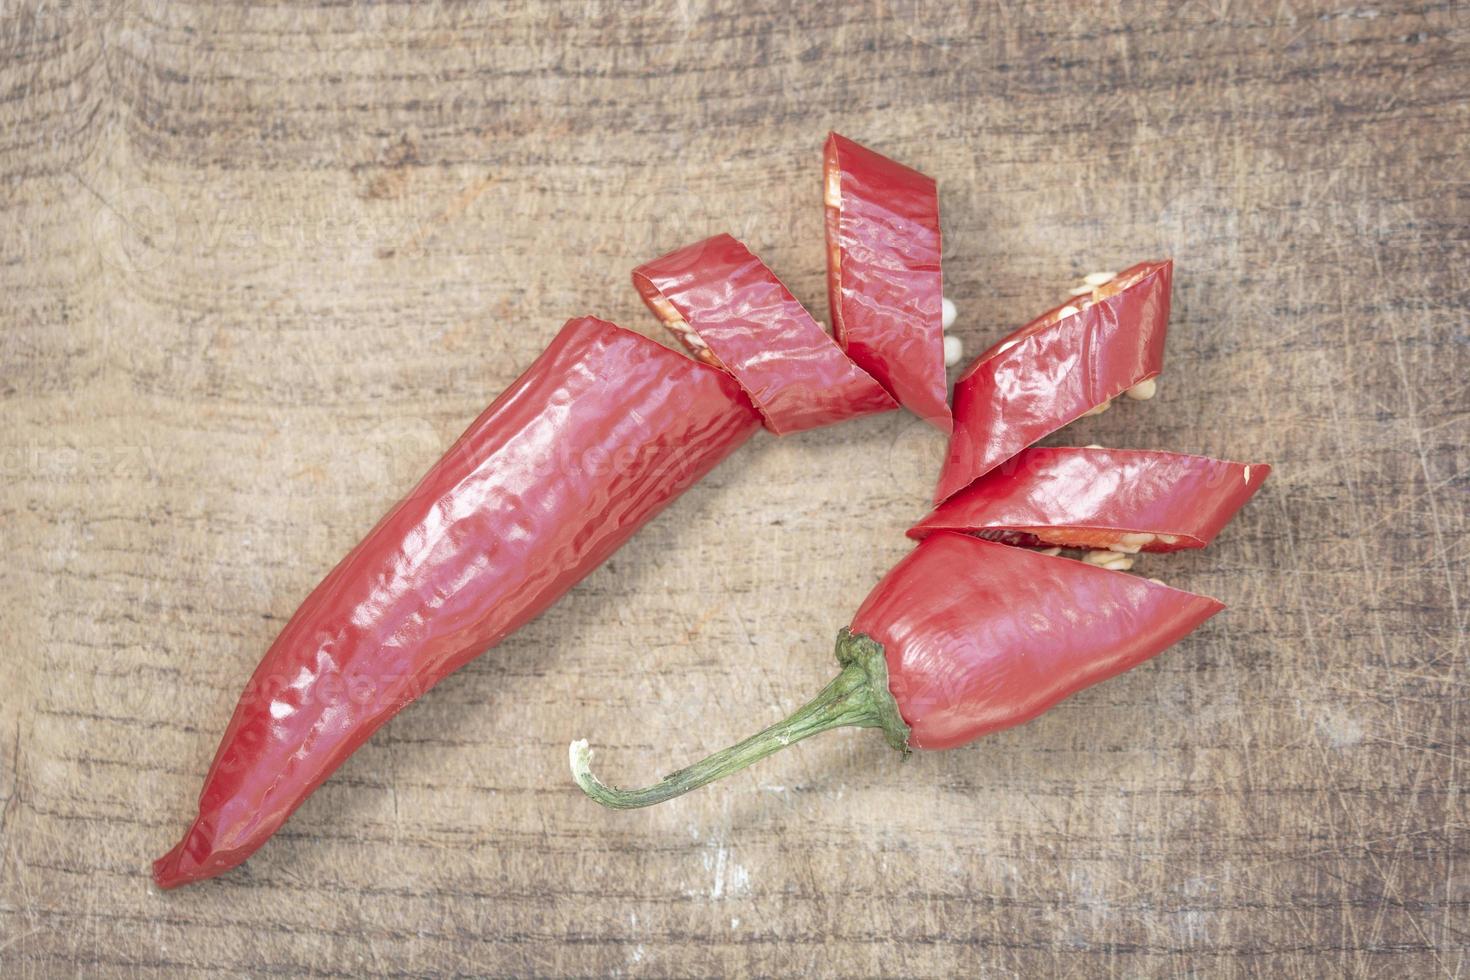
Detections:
[2, 1, 1464, 975]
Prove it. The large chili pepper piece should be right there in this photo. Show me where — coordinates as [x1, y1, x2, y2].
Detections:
[824, 133, 950, 431]
[633, 233, 895, 434]
[934, 261, 1172, 503]
[154, 316, 760, 888]
[912, 446, 1271, 553]
[571, 532, 1222, 806]
[848, 533, 1222, 749]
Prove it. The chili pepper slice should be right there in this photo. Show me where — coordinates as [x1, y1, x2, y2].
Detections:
[571, 532, 1223, 806]
[154, 316, 760, 888]
[934, 260, 1172, 503]
[824, 133, 951, 431]
[633, 233, 896, 435]
[911, 446, 1271, 553]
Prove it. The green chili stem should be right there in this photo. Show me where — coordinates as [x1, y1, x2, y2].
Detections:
[570, 629, 910, 809]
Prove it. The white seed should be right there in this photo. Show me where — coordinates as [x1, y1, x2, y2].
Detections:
[1157, 534, 1178, 545]
[1057, 304, 1080, 319]
[1068, 284, 1093, 297]
[1106, 532, 1153, 556]
[1124, 377, 1157, 401]
[995, 338, 1019, 356]
[824, 169, 841, 208]
[1082, 400, 1111, 417]
[1084, 443, 1104, 449]
[1036, 546, 1062, 556]
[943, 334, 964, 367]
[1243, 465, 1251, 483]
[1084, 271, 1117, 286]
[941, 297, 957, 330]
[1097, 557, 1133, 571]
[1083, 550, 1132, 570]
[1148, 578, 1167, 586]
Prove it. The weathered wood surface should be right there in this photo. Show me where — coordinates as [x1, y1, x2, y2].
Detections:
[2, 1, 1466, 975]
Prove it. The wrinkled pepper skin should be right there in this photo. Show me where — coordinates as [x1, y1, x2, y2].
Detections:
[154, 317, 760, 888]
[851, 532, 1223, 750]
[934, 261, 1172, 503]
[911, 447, 1271, 551]
[824, 133, 951, 432]
[633, 233, 895, 434]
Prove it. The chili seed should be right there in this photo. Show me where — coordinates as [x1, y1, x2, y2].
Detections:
[1124, 378, 1157, 401]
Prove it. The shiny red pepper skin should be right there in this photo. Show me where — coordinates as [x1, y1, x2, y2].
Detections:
[911, 447, 1271, 550]
[633, 233, 895, 434]
[935, 260, 1172, 503]
[851, 532, 1223, 750]
[154, 317, 760, 888]
[824, 133, 950, 432]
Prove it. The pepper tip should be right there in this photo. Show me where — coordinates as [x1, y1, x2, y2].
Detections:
[150, 820, 238, 890]
[151, 841, 191, 891]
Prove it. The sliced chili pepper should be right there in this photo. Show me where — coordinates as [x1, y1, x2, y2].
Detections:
[824, 133, 950, 431]
[154, 316, 760, 888]
[571, 532, 1223, 806]
[633, 233, 896, 434]
[911, 446, 1271, 553]
[934, 260, 1172, 503]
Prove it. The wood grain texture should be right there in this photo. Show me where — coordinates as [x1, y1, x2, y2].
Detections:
[2, 0, 1466, 975]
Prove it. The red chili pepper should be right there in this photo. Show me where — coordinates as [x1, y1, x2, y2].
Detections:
[934, 261, 1172, 503]
[824, 133, 950, 431]
[153, 316, 760, 888]
[633, 233, 896, 434]
[571, 532, 1225, 806]
[912, 446, 1271, 552]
